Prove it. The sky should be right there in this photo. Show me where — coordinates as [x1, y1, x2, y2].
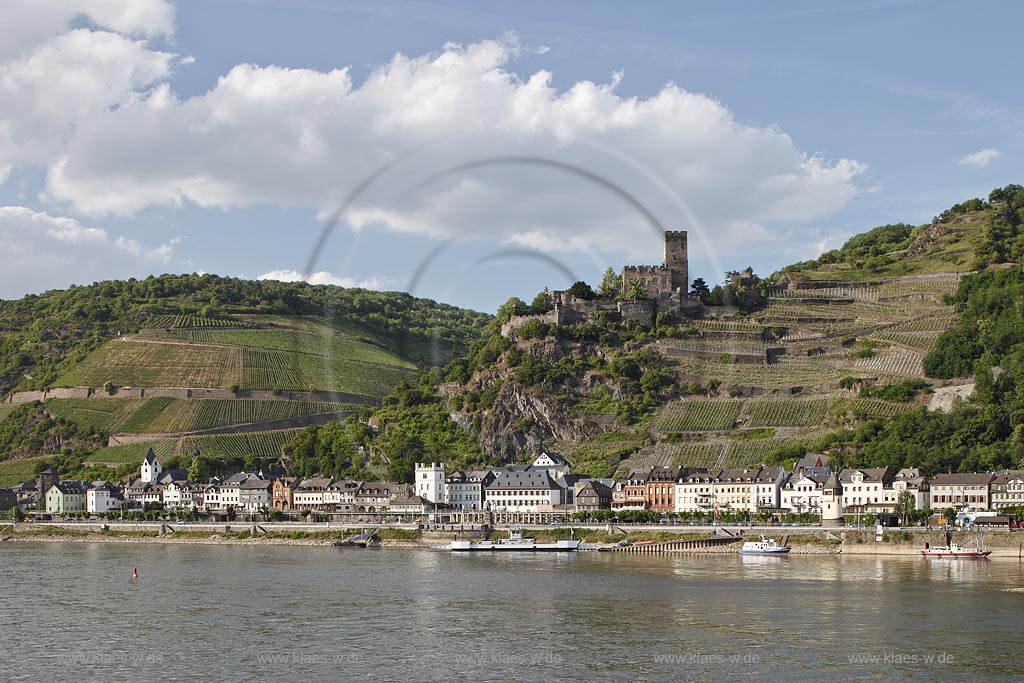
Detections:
[0, 0, 1021, 313]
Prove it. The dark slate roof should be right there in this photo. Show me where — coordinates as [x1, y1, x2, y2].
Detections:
[143, 449, 159, 466]
[297, 477, 333, 490]
[930, 473, 995, 486]
[823, 472, 841, 491]
[649, 466, 682, 482]
[487, 470, 558, 490]
[839, 467, 893, 484]
[991, 470, 1024, 484]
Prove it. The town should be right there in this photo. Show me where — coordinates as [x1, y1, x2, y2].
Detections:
[4, 449, 1023, 530]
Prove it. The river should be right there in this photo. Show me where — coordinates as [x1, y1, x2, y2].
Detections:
[1, 543, 1022, 682]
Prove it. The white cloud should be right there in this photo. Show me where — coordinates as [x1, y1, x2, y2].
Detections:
[257, 269, 391, 290]
[0, 2, 176, 179]
[0, 206, 180, 297]
[0, 0, 174, 61]
[957, 148, 1000, 168]
[36, 35, 864, 263]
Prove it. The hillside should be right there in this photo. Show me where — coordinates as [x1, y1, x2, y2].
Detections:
[0, 273, 490, 397]
[419, 184, 1024, 479]
[0, 274, 489, 485]
[3, 186, 1023, 488]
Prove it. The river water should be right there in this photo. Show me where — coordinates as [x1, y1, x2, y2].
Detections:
[1, 542, 1022, 682]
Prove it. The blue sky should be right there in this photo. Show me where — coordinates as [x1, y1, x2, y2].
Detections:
[0, 0, 1020, 312]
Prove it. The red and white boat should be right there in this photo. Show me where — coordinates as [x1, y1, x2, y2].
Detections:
[919, 532, 991, 559]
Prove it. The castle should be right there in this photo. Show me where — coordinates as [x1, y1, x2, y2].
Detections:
[620, 230, 688, 300]
[502, 230, 699, 337]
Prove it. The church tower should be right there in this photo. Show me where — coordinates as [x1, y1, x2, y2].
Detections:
[141, 449, 162, 484]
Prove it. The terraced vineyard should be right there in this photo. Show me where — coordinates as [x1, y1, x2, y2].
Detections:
[45, 398, 146, 432]
[173, 329, 415, 368]
[143, 314, 249, 329]
[833, 398, 917, 421]
[671, 355, 856, 388]
[854, 349, 924, 377]
[0, 403, 22, 422]
[0, 456, 49, 487]
[90, 439, 177, 466]
[240, 347, 414, 396]
[667, 441, 729, 469]
[180, 429, 302, 460]
[57, 340, 242, 389]
[739, 398, 829, 428]
[877, 277, 959, 299]
[870, 315, 955, 353]
[654, 400, 741, 432]
[723, 437, 804, 468]
[56, 335, 416, 397]
[46, 397, 360, 435]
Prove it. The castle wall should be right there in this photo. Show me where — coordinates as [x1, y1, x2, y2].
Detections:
[621, 230, 688, 299]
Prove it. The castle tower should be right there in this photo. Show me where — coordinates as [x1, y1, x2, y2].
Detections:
[38, 467, 59, 499]
[821, 472, 844, 527]
[415, 462, 446, 505]
[141, 448, 162, 484]
[663, 231, 688, 292]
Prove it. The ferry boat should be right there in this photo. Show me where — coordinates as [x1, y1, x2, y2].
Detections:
[450, 529, 581, 552]
[738, 536, 791, 556]
[919, 532, 990, 559]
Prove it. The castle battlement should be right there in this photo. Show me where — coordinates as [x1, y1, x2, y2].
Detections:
[621, 230, 688, 299]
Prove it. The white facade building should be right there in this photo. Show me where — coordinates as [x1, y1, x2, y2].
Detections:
[86, 484, 123, 513]
[485, 470, 561, 512]
[415, 462, 446, 505]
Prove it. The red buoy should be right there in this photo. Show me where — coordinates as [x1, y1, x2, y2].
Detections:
[132, 567, 138, 580]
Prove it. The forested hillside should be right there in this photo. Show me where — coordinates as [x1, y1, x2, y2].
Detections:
[0, 273, 490, 396]
[3, 186, 1024, 488]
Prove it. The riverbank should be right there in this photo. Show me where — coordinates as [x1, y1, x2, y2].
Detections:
[3, 523, 1022, 556]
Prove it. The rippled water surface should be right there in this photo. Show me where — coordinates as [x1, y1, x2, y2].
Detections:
[2, 542, 1022, 682]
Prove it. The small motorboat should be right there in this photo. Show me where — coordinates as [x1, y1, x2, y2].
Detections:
[739, 535, 791, 556]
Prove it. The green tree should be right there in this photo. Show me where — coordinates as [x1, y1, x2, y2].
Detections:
[689, 277, 711, 303]
[625, 278, 648, 300]
[598, 267, 622, 298]
[567, 281, 596, 300]
[895, 490, 917, 527]
[942, 507, 957, 525]
[530, 289, 553, 313]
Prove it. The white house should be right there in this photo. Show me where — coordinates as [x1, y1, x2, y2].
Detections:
[446, 469, 494, 510]
[46, 481, 88, 514]
[86, 483, 123, 514]
[239, 480, 273, 512]
[839, 468, 895, 513]
[780, 472, 828, 515]
[531, 452, 572, 479]
[484, 470, 561, 512]
[325, 479, 360, 512]
[674, 467, 784, 515]
[202, 482, 223, 511]
[162, 481, 195, 510]
[991, 470, 1024, 510]
[294, 477, 332, 510]
[355, 482, 407, 511]
[415, 462, 446, 505]
[893, 468, 930, 510]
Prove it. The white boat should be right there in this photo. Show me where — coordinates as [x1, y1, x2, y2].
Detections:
[450, 529, 581, 552]
[919, 532, 990, 559]
[738, 536, 791, 556]
[919, 543, 991, 559]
